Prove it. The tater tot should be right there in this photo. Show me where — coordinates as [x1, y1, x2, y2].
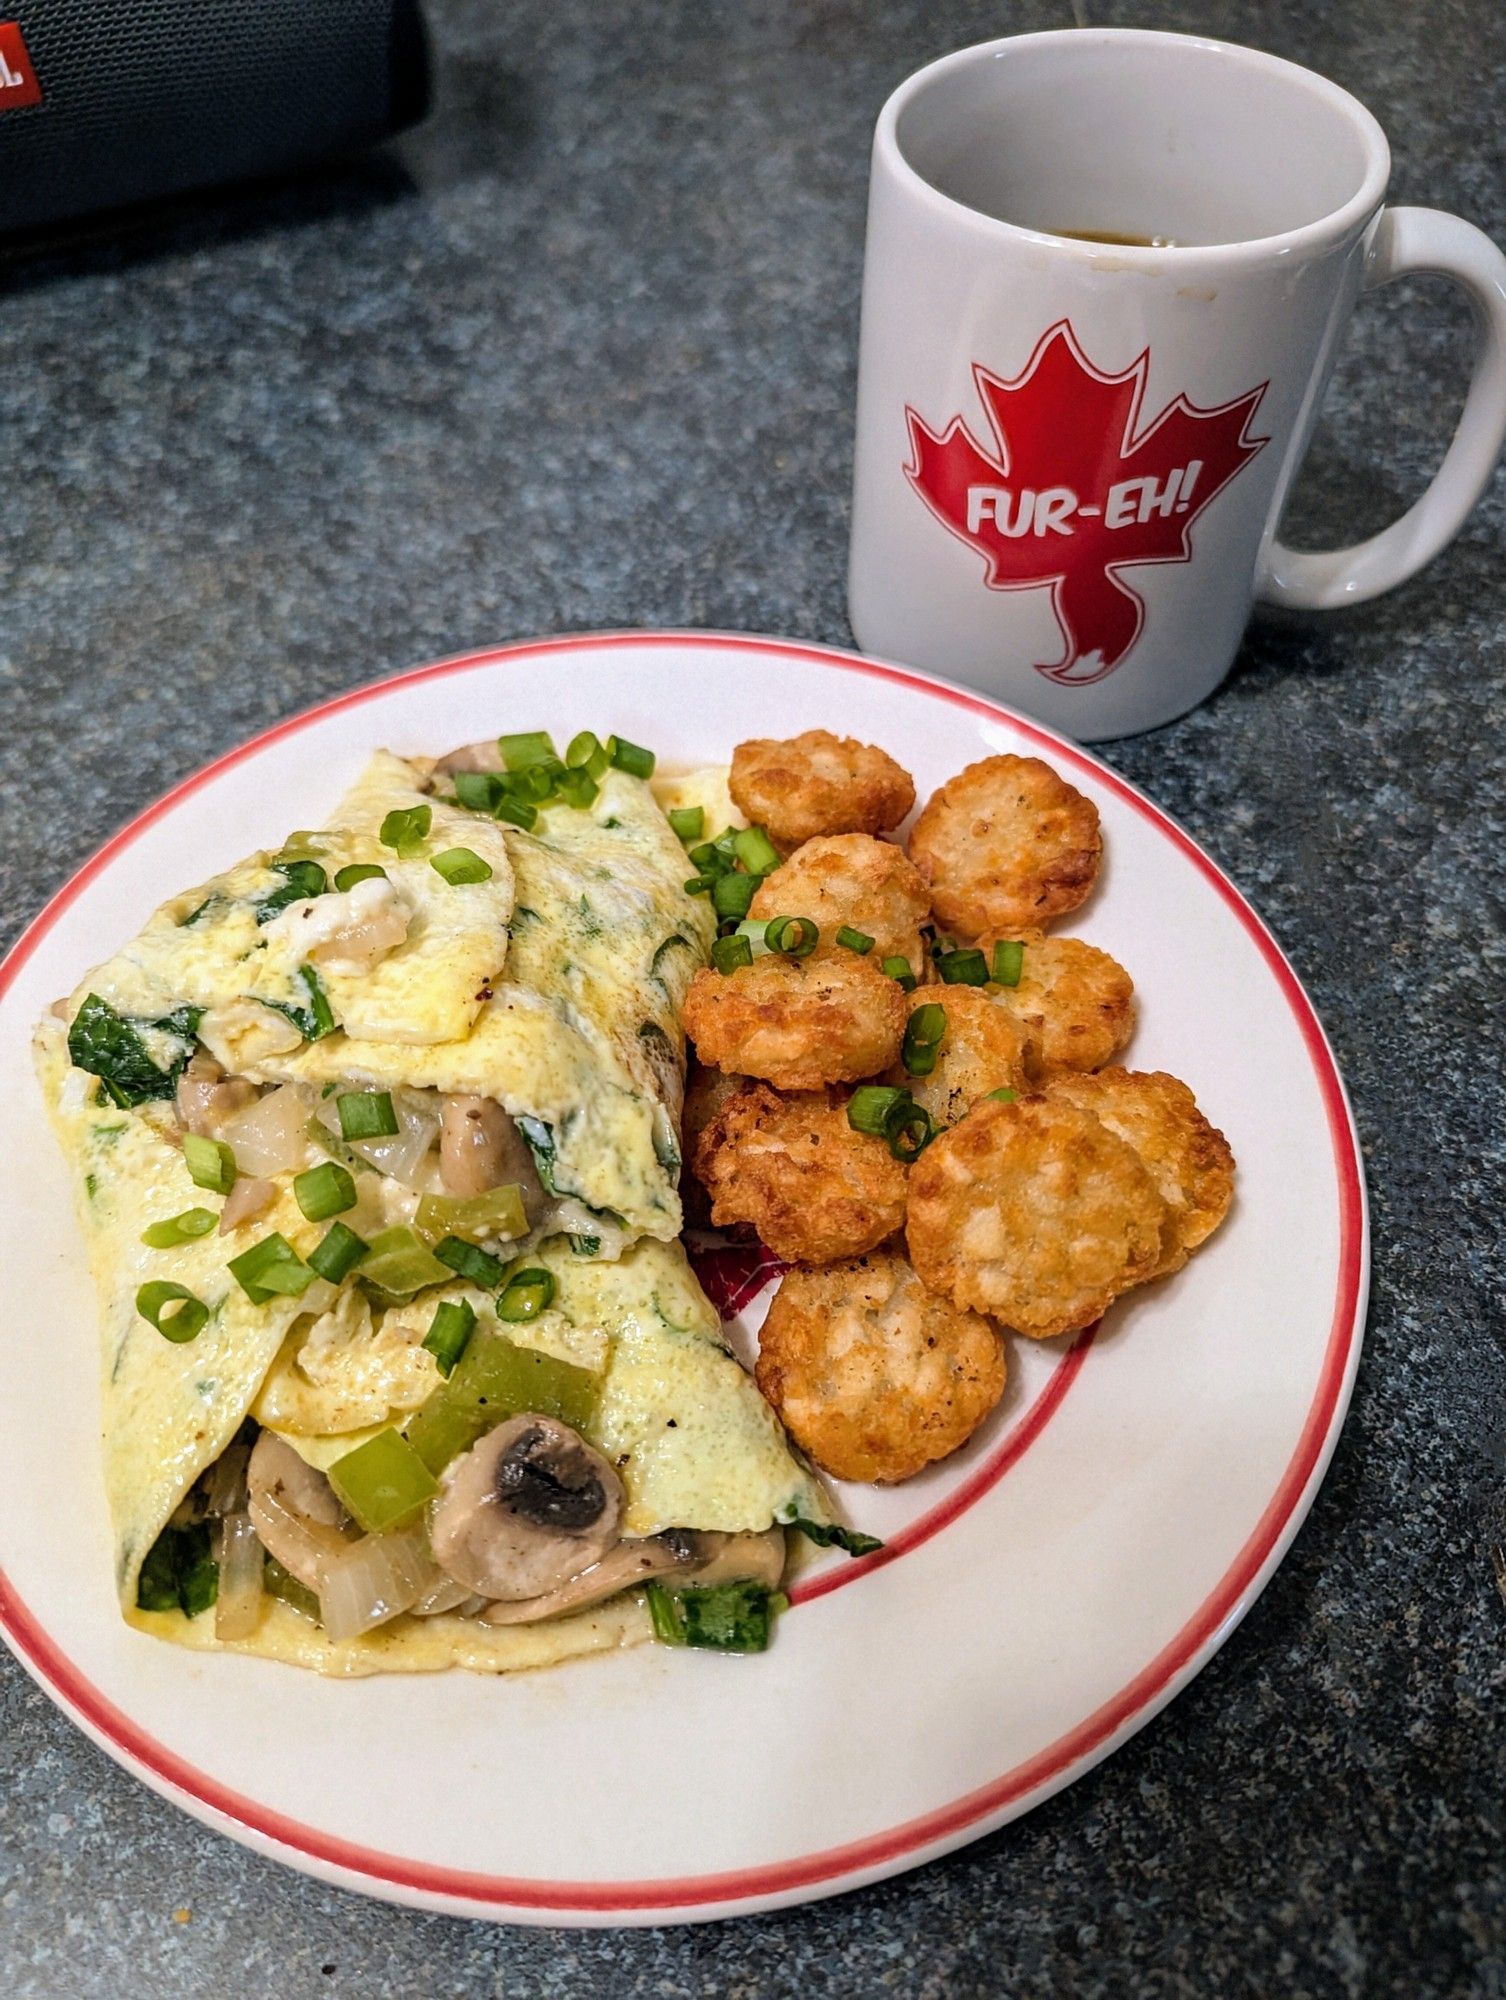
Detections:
[681, 1062, 753, 1228]
[1044, 1069, 1234, 1276]
[755, 1250, 1007, 1482]
[906, 1094, 1167, 1337]
[886, 985, 1029, 1127]
[683, 951, 907, 1090]
[980, 933, 1135, 1077]
[908, 754, 1102, 938]
[749, 834, 930, 972]
[692, 1083, 908, 1265]
[730, 730, 916, 850]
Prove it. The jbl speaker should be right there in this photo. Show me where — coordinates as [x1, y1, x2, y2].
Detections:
[0, 1, 430, 237]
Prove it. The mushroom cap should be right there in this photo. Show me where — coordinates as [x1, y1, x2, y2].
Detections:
[429, 1414, 625, 1601]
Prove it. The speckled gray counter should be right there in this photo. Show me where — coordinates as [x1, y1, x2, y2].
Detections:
[1, 1, 1503, 1994]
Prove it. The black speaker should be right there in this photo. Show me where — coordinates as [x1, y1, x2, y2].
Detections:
[0, 0, 430, 237]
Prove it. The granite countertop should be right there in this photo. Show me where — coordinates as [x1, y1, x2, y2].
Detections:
[1, 0, 1502, 1993]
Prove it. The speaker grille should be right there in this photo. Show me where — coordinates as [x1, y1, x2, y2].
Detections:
[0, 0, 428, 233]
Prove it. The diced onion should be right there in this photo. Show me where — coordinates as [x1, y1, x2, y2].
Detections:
[222, 1085, 315, 1178]
[317, 1528, 440, 1641]
[214, 1511, 265, 1640]
[218, 1175, 279, 1235]
[318, 1088, 442, 1189]
[204, 1444, 250, 1516]
[408, 1575, 480, 1618]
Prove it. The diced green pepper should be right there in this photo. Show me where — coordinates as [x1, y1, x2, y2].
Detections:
[413, 1183, 528, 1247]
[326, 1428, 440, 1535]
[404, 1328, 599, 1475]
[356, 1225, 452, 1300]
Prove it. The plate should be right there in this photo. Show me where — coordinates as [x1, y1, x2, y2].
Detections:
[0, 632, 1367, 1924]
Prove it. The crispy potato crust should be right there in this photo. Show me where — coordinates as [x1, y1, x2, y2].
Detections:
[692, 1082, 908, 1264]
[730, 730, 916, 849]
[755, 1250, 1007, 1482]
[886, 984, 1029, 1127]
[681, 1061, 753, 1228]
[683, 952, 907, 1090]
[980, 932, 1136, 1078]
[908, 754, 1102, 938]
[906, 1094, 1167, 1337]
[749, 834, 930, 971]
[1044, 1069, 1235, 1275]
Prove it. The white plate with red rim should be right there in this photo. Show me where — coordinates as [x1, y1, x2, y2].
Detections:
[0, 632, 1367, 1925]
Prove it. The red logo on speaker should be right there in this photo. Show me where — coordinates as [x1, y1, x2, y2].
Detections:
[0, 21, 41, 110]
[906, 322, 1268, 684]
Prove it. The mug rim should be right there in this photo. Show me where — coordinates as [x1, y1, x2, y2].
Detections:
[876, 28, 1392, 263]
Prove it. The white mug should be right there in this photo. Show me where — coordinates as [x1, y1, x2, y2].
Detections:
[848, 29, 1506, 739]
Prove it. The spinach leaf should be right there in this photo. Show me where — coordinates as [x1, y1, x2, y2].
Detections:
[644, 1578, 784, 1653]
[179, 893, 225, 928]
[259, 965, 337, 1043]
[785, 1516, 884, 1558]
[67, 994, 203, 1108]
[135, 1519, 218, 1617]
[516, 1115, 562, 1195]
[568, 1234, 601, 1257]
[254, 859, 328, 926]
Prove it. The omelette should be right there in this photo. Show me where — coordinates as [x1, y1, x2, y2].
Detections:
[36, 731, 838, 1674]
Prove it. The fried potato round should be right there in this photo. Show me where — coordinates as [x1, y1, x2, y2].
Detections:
[980, 932, 1135, 1078]
[885, 985, 1029, 1127]
[906, 1094, 1167, 1337]
[692, 1082, 908, 1264]
[730, 730, 916, 850]
[1044, 1069, 1235, 1276]
[681, 1062, 754, 1228]
[749, 834, 930, 971]
[908, 754, 1102, 938]
[683, 951, 907, 1090]
[755, 1250, 1006, 1482]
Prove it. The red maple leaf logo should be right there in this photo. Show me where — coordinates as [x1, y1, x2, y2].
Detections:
[906, 322, 1269, 683]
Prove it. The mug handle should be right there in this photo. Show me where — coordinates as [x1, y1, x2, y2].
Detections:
[1258, 206, 1506, 609]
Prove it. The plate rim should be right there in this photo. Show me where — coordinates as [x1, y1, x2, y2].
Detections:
[0, 629, 1369, 1924]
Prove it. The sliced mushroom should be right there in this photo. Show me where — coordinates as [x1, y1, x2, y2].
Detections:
[246, 1432, 355, 1591]
[478, 1525, 789, 1624]
[175, 1053, 257, 1137]
[429, 1414, 624, 1601]
[439, 1096, 547, 1216]
[433, 740, 506, 778]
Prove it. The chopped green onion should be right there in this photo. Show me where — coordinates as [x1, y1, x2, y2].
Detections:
[413, 1183, 528, 1246]
[135, 1281, 209, 1343]
[496, 1266, 555, 1323]
[327, 1428, 439, 1535]
[764, 914, 819, 958]
[226, 1232, 317, 1304]
[336, 1091, 398, 1140]
[510, 759, 564, 804]
[847, 1085, 909, 1137]
[688, 839, 733, 877]
[991, 939, 1025, 987]
[378, 805, 431, 858]
[565, 730, 610, 780]
[836, 925, 875, 955]
[293, 1162, 357, 1223]
[183, 1133, 237, 1196]
[732, 825, 781, 876]
[644, 1579, 783, 1653]
[496, 795, 538, 831]
[668, 806, 704, 843]
[683, 875, 714, 897]
[568, 1233, 601, 1257]
[882, 954, 918, 991]
[452, 771, 506, 813]
[886, 1102, 936, 1162]
[332, 863, 388, 893]
[422, 1298, 476, 1377]
[404, 1331, 599, 1474]
[734, 918, 772, 957]
[902, 1002, 947, 1077]
[711, 872, 758, 922]
[497, 730, 558, 772]
[607, 734, 655, 779]
[986, 1087, 1019, 1105]
[434, 1236, 505, 1289]
[431, 846, 494, 886]
[356, 1225, 450, 1299]
[307, 1220, 370, 1283]
[556, 766, 599, 810]
[712, 933, 754, 974]
[936, 948, 989, 987]
[140, 1208, 216, 1249]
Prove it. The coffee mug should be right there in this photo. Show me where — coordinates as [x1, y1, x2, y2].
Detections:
[847, 29, 1506, 739]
